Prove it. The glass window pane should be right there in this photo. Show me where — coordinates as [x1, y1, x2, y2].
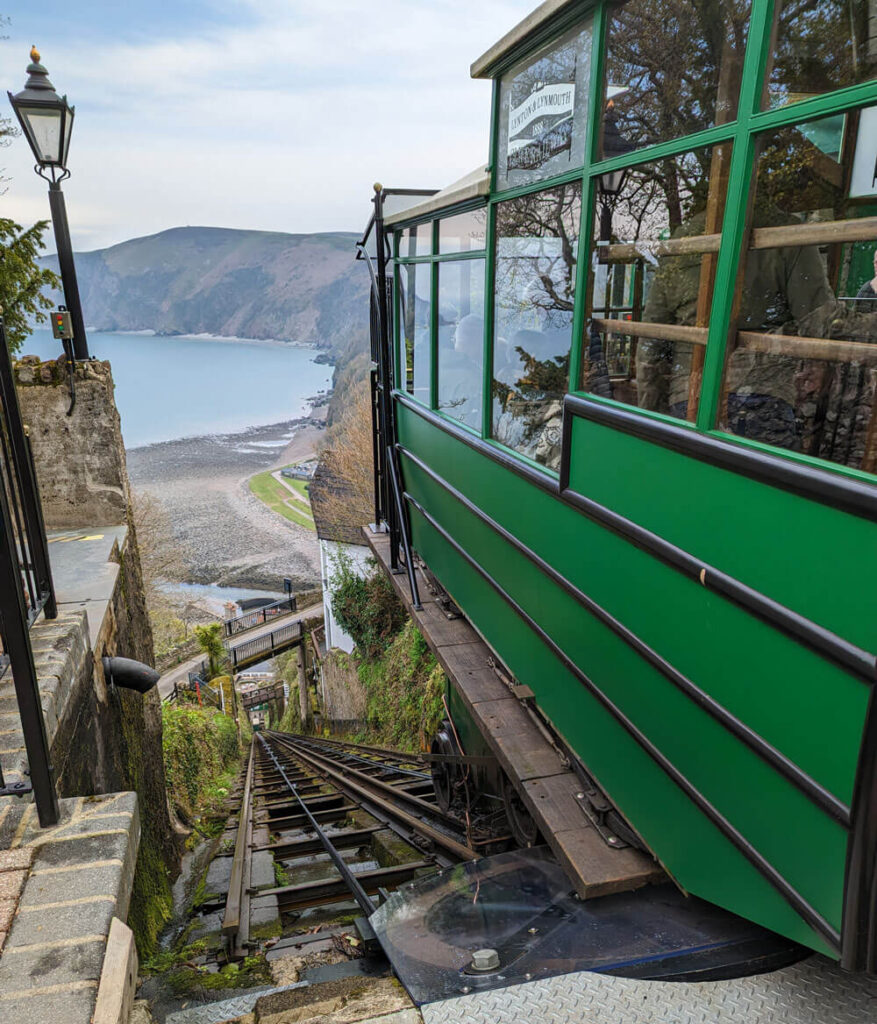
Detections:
[492, 182, 582, 470]
[583, 144, 733, 421]
[399, 223, 433, 258]
[717, 108, 877, 472]
[438, 210, 487, 254]
[496, 19, 593, 193]
[602, 0, 749, 152]
[437, 260, 486, 429]
[766, 0, 876, 110]
[398, 262, 432, 403]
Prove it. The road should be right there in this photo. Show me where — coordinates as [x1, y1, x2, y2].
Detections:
[157, 600, 323, 700]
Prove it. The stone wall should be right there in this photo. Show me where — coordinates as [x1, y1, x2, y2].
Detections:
[15, 356, 129, 529]
[9, 353, 177, 952]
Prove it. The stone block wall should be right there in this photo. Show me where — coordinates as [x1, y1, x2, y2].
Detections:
[15, 356, 129, 529]
[7, 353, 178, 953]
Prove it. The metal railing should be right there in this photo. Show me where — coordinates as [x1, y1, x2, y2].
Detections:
[0, 318, 59, 825]
[224, 595, 297, 638]
[228, 620, 303, 671]
[240, 682, 285, 711]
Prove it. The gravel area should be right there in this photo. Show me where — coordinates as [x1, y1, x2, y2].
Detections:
[127, 410, 326, 591]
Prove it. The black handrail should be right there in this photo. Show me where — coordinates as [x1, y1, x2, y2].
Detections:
[223, 595, 297, 638]
[228, 620, 303, 671]
[0, 319, 59, 825]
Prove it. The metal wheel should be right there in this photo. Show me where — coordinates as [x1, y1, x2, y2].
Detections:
[502, 775, 539, 848]
[430, 723, 460, 812]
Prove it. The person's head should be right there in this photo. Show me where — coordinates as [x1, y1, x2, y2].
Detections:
[455, 315, 484, 362]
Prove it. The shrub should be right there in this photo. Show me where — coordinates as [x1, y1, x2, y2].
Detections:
[162, 705, 241, 825]
[357, 620, 445, 751]
[329, 551, 406, 658]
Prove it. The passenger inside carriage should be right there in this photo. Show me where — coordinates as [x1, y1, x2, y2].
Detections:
[591, 118, 877, 470]
[582, 0, 877, 471]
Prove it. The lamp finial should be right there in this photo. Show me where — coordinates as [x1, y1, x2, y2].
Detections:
[30, 45, 41, 63]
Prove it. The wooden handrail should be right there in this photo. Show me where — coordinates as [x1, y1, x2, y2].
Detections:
[737, 331, 877, 364]
[591, 318, 708, 345]
[598, 216, 877, 263]
[598, 235, 721, 262]
[591, 318, 877, 364]
[750, 216, 877, 251]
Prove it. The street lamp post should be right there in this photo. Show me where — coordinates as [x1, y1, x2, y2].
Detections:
[8, 47, 89, 360]
[597, 103, 635, 252]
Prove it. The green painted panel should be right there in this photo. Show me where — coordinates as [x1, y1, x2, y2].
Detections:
[567, 415, 876, 651]
[409, 501, 838, 957]
[405, 459, 848, 916]
[398, 405, 868, 803]
[395, 400, 870, 956]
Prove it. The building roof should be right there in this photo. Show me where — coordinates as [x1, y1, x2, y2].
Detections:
[308, 453, 369, 546]
[384, 166, 490, 225]
[470, 0, 580, 79]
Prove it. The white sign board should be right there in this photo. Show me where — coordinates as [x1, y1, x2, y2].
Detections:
[850, 105, 877, 198]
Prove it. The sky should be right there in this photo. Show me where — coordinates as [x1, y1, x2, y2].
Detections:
[0, 0, 535, 252]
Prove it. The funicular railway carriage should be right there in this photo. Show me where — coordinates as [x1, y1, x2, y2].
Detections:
[360, 0, 877, 977]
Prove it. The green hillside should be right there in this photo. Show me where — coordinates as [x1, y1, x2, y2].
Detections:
[41, 225, 369, 362]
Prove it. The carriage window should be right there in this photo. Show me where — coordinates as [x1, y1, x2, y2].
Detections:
[398, 262, 432, 403]
[717, 109, 877, 472]
[583, 143, 733, 422]
[492, 181, 582, 470]
[399, 223, 433, 258]
[495, 18, 593, 193]
[602, 0, 749, 153]
[437, 260, 486, 430]
[766, 0, 877, 110]
[439, 210, 487, 254]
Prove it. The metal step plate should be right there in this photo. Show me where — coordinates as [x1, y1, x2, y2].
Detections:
[420, 956, 877, 1024]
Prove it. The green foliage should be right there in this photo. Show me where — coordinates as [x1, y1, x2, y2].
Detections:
[0, 218, 59, 352]
[127, 839, 174, 960]
[193, 622, 228, 677]
[329, 551, 406, 659]
[162, 704, 241, 825]
[357, 620, 446, 752]
[143, 946, 271, 992]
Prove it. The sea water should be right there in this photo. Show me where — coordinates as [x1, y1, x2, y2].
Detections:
[20, 329, 334, 448]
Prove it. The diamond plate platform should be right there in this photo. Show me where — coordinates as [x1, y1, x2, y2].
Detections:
[420, 956, 877, 1024]
[164, 981, 306, 1024]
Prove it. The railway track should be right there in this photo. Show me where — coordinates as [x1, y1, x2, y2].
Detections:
[221, 730, 502, 959]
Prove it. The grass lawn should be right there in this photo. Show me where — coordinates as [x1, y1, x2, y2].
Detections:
[249, 470, 315, 530]
[288, 478, 310, 500]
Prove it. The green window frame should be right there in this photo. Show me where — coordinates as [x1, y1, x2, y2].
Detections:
[393, 206, 489, 431]
[479, 0, 877, 484]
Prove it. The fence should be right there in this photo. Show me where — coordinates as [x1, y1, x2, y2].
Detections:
[0, 319, 59, 824]
[224, 595, 297, 638]
[228, 620, 303, 671]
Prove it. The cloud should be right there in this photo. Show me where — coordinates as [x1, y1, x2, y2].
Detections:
[1, 0, 535, 250]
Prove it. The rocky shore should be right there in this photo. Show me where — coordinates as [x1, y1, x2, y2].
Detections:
[127, 406, 327, 592]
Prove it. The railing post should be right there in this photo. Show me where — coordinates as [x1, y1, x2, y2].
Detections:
[0, 319, 56, 620]
[0, 484, 59, 825]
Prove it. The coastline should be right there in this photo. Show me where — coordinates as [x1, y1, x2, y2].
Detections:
[127, 402, 328, 592]
[88, 327, 322, 350]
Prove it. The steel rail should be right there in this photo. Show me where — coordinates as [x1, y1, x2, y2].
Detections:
[291, 736, 431, 780]
[291, 733, 430, 766]
[222, 743, 255, 955]
[267, 732, 477, 862]
[256, 733, 377, 917]
[269, 732, 467, 832]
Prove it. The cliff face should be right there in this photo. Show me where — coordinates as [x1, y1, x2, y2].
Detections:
[42, 225, 370, 357]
